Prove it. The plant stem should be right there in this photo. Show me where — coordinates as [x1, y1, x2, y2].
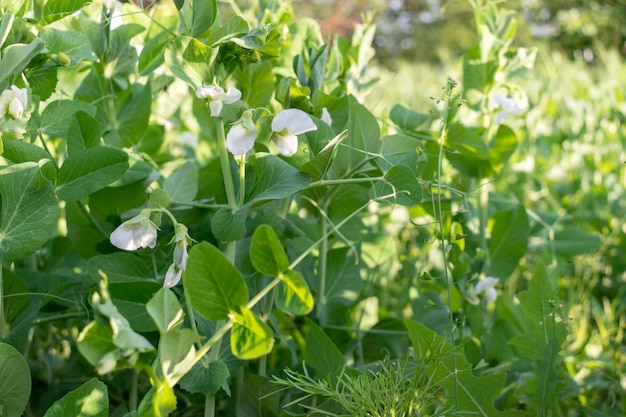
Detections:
[435, 79, 459, 409]
[318, 209, 329, 325]
[238, 154, 246, 207]
[0, 259, 5, 339]
[478, 175, 491, 273]
[129, 369, 139, 411]
[76, 201, 108, 239]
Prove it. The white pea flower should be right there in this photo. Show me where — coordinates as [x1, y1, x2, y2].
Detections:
[491, 93, 524, 124]
[110, 210, 158, 251]
[321, 107, 332, 126]
[164, 224, 192, 288]
[0, 85, 28, 120]
[271, 108, 317, 157]
[226, 109, 258, 156]
[196, 85, 241, 117]
[475, 276, 500, 302]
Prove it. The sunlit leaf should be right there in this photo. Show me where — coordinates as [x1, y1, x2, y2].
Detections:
[275, 270, 314, 315]
[42, 378, 108, 417]
[183, 242, 248, 320]
[250, 224, 289, 276]
[230, 306, 274, 360]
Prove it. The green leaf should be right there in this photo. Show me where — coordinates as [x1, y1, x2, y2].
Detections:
[149, 189, 170, 210]
[406, 320, 522, 416]
[67, 111, 102, 154]
[336, 95, 381, 173]
[206, 15, 249, 46]
[488, 124, 517, 173]
[137, 381, 177, 417]
[0, 162, 59, 262]
[183, 242, 248, 320]
[191, 0, 217, 38]
[463, 45, 497, 94]
[276, 270, 314, 315]
[509, 261, 566, 360]
[39, 26, 93, 67]
[211, 205, 249, 241]
[304, 319, 344, 379]
[1, 139, 55, 180]
[236, 375, 280, 417]
[371, 164, 423, 206]
[389, 104, 429, 132]
[86, 253, 153, 283]
[163, 161, 198, 203]
[24, 64, 58, 101]
[250, 224, 289, 276]
[138, 15, 177, 75]
[42, 378, 108, 417]
[377, 134, 423, 173]
[0, 343, 31, 417]
[0, 38, 45, 85]
[159, 328, 203, 384]
[165, 36, 217, 90]
[488, 204, 529, 279]
[179, 358, 230, 395]
[300, 131, 346, 180]
[552, 225, 602, 256]
[108, 281, 162, 332]
[323, 247, 362, 307]
[76, 321, 117, 372]
[116, 81, 153, 147]
[231, 305, 274, 360]
[147, 287, 184, 334]
[246, 154, 311, 203]
[41, 0, 91, 24]
[527, 337, 563, 416]
[39, 100, 97, 140]
[56, 147, 129, 201]
[232, 61, 275, 108]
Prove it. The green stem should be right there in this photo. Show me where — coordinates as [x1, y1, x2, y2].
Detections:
[435, 80, 459, 409]
[238, 154, 246, 207]
[0, 260, 5, 339]
[168, 200, 229, 210]
[129, 369, 138, 411]
[318, 211, 328, 325]
[478, 175, 491, 273]
[307, 177, 383, 189]
[37, 130, 59, 170]
[76, 202, 108, 239]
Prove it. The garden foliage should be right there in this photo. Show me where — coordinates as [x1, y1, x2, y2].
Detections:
[0, 0, 623, 416]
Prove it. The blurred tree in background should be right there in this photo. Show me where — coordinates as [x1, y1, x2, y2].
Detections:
[294, 0, 626, 65]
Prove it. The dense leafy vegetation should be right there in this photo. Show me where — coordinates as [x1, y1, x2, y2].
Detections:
[0, 0, 623, 416]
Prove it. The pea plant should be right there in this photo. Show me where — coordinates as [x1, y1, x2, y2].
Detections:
[0, 0, 597, 416]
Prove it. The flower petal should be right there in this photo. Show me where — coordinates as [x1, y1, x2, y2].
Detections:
[226, 123, 257, 156]
[271, 109, 317, 135]
[110, 224, 137, 250]
[110, 216, 158, 251]
[321, 107, 332, 126]
[196, 85, 224, 99]
[223, 86, 242, 104]
[9, 97, 24, 120]
[275, 133, 299, 157]
[164, 263, 183, 288]
[475, 276, 499, 295]
[209, 100, 223, 117]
